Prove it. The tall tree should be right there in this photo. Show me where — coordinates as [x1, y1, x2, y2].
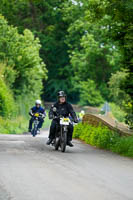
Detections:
[0, 15, 47, 116]
[0, 0, 132, 108]
[0, 0, 73, 101]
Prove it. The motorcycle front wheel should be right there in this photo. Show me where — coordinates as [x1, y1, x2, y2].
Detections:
[60, 131, 67, 153]
[31, 126, 37, 137]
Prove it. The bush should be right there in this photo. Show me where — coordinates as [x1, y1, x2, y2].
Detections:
[0, 116, 27, 134]
[0, 72, 17, 118]
[73, 123, 133, 157]
[110, 103, 126, 122]
[111, 137, 133, 157]
[0, 110, 51, 134]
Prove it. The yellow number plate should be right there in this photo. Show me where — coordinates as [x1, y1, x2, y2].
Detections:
[63, 118, 69, 122]
[34, 113, 39, 117]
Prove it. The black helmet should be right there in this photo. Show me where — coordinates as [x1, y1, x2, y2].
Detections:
[57, 91, 66, 98]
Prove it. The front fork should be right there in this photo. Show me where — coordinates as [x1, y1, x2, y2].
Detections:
[34, 120, 38, 130]
[53, 125, 68, 145]
[61, 125, 68, 140]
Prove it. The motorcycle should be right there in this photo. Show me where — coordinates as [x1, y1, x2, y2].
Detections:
[31, 113, 43, 137]
[52, 107, 71, 153]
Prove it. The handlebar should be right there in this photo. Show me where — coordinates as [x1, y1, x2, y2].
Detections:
[53, 115, 78, 123]
[33, 113, 45, 118]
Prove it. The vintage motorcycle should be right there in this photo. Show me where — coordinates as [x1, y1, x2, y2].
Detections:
[52, 107, 71, 152]
[31, 113, 43, 137]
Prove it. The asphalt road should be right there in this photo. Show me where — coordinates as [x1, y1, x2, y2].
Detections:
[0, 131, 133, 200]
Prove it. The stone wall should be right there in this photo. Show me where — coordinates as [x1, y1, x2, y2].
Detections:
[83, 114, 132, 136]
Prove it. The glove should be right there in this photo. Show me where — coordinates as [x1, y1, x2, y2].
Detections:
[40, 113, 45, 118]
[29, 111, 33, 117]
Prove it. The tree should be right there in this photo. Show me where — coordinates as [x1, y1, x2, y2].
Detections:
[0, 0, 132, 109]
[0, 0, 72, 101]
[79, 79, 104, 106]
[0, 15, 47, 117]
[0, 15, 47, 99]
[108, 69, 130, 106]
[62, 0, 121, 101]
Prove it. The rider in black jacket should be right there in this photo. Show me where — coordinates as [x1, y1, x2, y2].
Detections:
[46, 91, 78, 147]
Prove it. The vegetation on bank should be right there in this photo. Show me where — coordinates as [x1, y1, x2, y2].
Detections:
[0, 116, 27, 134]
[73, 123, 133, 157]
[0, 0, 133, 132]
[0, 110, 51, 134]
[0, 15, 47, 133]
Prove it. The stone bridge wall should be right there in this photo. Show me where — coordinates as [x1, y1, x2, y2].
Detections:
[83, 114, 132, 136]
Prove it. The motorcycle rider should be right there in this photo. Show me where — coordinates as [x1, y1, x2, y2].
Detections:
[28, 100, 46, 133]
[46, 91, 78, 147]
[78, 110, 85, 122]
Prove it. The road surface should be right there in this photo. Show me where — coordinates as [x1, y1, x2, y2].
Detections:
[0, 131, 133, 200]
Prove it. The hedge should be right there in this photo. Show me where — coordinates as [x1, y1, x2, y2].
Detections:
[73, 123, 133, 157]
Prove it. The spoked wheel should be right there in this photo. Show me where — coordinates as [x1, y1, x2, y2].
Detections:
[31, 127, 37, 137]
[54, 137, 60, 151]
[60, 131, 67, 153]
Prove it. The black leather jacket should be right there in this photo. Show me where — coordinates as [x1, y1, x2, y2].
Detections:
[49, 102, 78, 122]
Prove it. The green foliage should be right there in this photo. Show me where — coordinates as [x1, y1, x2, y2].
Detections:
[0, 15, 47, 133]
[0, 63, 17, 118]
[73, 123, 133, 157]
[0, 15, 47, 104]
[0, 116, 27, 134]
[108, 70, 130, 106]
[0, 0, 132, 133]
[109, 70, 132, 126]
[111, 137, 133, 157]
[0, 0, 70, 102]
[73, 123, 118, 149]
[125, 113, 133, 130]
[0, 0, 132, 107]
[62, 1, 122, 101]
[109, 103, 126, 123]
[79, 79, 104, 106]
[0, 0, 121, 103]
[0, 110, 51, 134]
[82, 0, 133, 126]
[0, 15, 47, 99]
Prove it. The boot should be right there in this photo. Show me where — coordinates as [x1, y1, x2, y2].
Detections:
[46, 138, 53, 145]
[67, 141, 74, 147]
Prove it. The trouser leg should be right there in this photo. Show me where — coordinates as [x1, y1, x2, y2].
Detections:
[38, 118, 44, 129]
[68, 124, 74, 141]
[49, 120, 57, 139]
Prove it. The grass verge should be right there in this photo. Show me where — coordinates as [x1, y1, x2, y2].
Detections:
[73, 123, 133, 157]
[0, 110, 51, 134]
[0, 116, 28, 134]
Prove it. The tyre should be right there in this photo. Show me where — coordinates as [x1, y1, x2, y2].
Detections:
[54, 137, 60, 151]
[60, 131, 67, 152]
[31, 127, 37, 137]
